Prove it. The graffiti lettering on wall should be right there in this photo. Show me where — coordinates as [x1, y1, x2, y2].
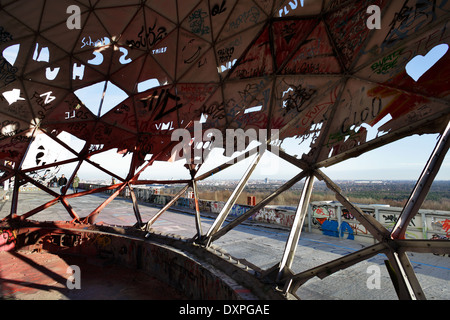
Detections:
[0, 26, 13, 43]
[442, 219, 450, 236]
[321, 220, 354, 240]
[227, 6, 260, 31]
[431, 233, 450, 258]
[0, 55, 18, 86]
[429, 217, 449, 256]
[382, 213, 416, 227]
[312, 205, 354, 240]
[431, 218, 450, 237]
[188, 8, 210, 36]
[253, 207, 296, 228]
[281, 82, 317, 116]
[126, 23, 167, 49]
[381, 0, 449, 52]
[370, 49, 402, 75]
[0, 228, 16, 251]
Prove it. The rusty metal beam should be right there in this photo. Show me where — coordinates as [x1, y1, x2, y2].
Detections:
[64, 183, 122, 199]
[9, 175, 22, 219]
[40, 128, 81, 159]
[8, 128, 38, 219]
[385, 250, 426, 300]
[395, 239, 450, 254]
[0, 164, 14, 186]
[276, 148, 311, 172]
[210, 169, 308, 242]
[84, 157, 124, 183]
[391, 121, 450, 239]
[203, 152, 263, 246]
[18, 198, 61, 220]
[191, 180, 203, 239]
[20, 157, 79, 174]
[19, 173, 60, 198]
[277, 173, 315, 288]
[83, 182, 128, 224]
[60, 197, 81, 222]
[128, 183, 143, 227]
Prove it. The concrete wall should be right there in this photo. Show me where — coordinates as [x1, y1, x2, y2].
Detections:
[79, 184, 450, 244]
[96, 232, 258, 299]
[307, 201, 450, 243]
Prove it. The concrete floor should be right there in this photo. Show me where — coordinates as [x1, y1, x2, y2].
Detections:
[0, 250, 185, 300]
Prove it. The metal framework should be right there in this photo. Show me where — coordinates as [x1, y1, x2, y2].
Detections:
[1, 0, 450, 300]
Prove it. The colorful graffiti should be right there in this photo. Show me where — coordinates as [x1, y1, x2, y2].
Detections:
[430, 217, 450, 237]
[253, 207, 296, 228]
[442, 219, 450, 236]
[431, 233, 450, 257]
[0, 228, 16, 251]
[79, 183, 449, 243]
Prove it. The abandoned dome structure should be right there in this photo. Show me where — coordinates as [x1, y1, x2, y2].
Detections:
[0, 0, 449, 300]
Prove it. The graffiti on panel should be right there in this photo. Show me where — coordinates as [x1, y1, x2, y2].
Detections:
[281, 83, 317, 117]
[230, 204, 250, 218]
[211, 201, 224, 214]
[253, 207, 278, 225]
[381, 212, 421, 239]
[253, 207, 296, 228]
[188, 8, 210, 36]
[0, 54, 18, 86]
[382, 213, 416, 227]
[312, 204, 354, 240]
[125, 22, 167, 49]
[226, 6, 261, 32]
[341, 208, 355, 220]
[381, 0, 449, 53]
[431, 217, 450, 237]
[370, 49, 402, 75]
[0, 26, 17, 85]
[312, 204, 334, 224]
[430, 222, 450, 257]
[0, 228, 16, 251]
[318, 219, 355, 240]
[443, 219, 450, 236]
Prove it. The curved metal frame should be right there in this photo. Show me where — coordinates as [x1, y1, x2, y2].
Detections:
[2, 121, 449, 300]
